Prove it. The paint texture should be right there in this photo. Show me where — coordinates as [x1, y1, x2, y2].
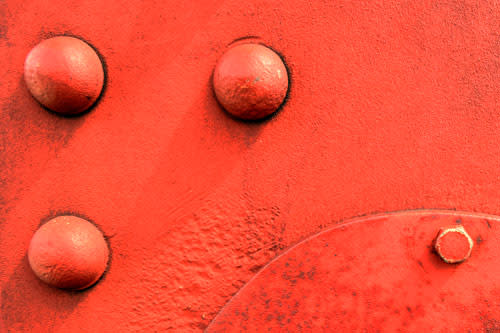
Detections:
[2, 0, 500, 331]
[208, 211, 500, 332]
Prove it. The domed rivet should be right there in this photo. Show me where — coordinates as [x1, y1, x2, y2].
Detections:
[213, 43, 289, 120]
[24, 36, 104, 115]
[28, 215, 109, 290]
[434, 225, 473, 264]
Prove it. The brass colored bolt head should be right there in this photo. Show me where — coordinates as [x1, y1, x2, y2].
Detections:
[434, 225, 473, 264]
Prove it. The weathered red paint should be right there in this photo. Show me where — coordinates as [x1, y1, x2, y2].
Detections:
[207, 211, 500, 332]
[2, 0, 500, 331]
[24, 36, 104, 115]
[213, 43, 288, 120]
[28, 215, 109, 290]
[433, 225, 473, 264]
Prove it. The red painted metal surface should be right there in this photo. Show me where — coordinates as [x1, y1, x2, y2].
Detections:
[213, 43, 288, 120]
[2, 0, 500, 331]
[24, 36, 104, 115]
[207, 211, 500, 332]
[28, 215, 109, 290]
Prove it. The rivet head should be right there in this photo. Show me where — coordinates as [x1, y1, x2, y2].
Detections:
[28, 216, 109, 290]
[213, 43, 288, 120]
[434, 226, 473, 264]
[24, 36, 104, 115]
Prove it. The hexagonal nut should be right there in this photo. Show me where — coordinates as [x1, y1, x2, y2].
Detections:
[434, 225, 474, 264]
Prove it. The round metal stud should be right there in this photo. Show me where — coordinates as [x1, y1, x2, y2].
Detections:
[24, 36, 104, 115]
[213, 43, 288, 120]
[28, 215, 109, 290]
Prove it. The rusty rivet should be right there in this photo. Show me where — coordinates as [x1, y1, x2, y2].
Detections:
[434, 225, 473, 264]
[213, 43, 289, 120]
[24, 36, 104, 115]
[28, 216, 109, 290]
